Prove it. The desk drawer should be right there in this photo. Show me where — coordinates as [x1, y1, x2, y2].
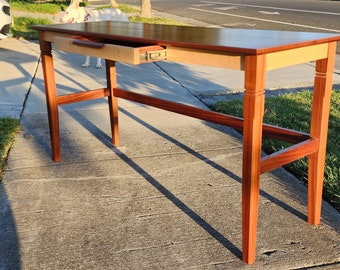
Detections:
[54, 36, 166, 65]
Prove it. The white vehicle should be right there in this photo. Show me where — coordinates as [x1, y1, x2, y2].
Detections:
[0, 0, 11, 39]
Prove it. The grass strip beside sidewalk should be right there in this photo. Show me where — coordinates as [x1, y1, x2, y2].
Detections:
[213, 90, 340, 211]
[0, 118, 19, 179]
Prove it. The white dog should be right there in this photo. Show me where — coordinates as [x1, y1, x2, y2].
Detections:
[60, 0, 128, 68]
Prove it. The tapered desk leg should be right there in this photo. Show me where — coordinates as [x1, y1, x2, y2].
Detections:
[242, 55, 266, 264]
[308, 42, 336, 225]
[105, 60, 120, 145]
[39, 35, 60, 162]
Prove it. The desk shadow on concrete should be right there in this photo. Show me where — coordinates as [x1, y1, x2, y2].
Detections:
[0, 184, 21, 269]
[56, 106, 316, 259]
[19, 94, 340, 265]
[117, 108, 308, 222]
[0, 46, 39, 118]
[66, 108, 243, 260]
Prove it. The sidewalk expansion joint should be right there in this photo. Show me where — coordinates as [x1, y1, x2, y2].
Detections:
[153, 61, 207, 105]
[20, 56, 41, 119]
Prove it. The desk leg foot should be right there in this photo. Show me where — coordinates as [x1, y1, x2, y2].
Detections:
[308, 42, 336, 225]
[242, 55, 266, 264]
[106, 60, 120, 146]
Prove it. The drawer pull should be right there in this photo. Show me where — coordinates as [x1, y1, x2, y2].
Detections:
[144, 50, 167, 61]
[72, 40, 104, 49]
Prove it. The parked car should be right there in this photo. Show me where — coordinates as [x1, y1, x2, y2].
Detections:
[0, 0, 11, 39]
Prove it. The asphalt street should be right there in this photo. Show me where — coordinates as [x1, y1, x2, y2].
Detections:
[150, 0, 340, 33]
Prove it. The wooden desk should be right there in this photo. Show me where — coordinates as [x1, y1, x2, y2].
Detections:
[32, 22, 340, 264]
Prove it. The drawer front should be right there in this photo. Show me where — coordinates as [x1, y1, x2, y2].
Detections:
[54, 37, 166, 65]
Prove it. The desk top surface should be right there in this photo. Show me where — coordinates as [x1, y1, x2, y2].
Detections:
[32, 21, 340, 55]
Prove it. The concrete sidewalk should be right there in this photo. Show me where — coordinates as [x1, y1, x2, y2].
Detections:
[1, 38, 339, 269]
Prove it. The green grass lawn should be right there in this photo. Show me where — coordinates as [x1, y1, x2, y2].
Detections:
[9, 0, 70, 14]
[9, 1, 186, 40]
[213, 90, 340, 211]
[0, 118, 20, 179]
[11, 16, 52, 39]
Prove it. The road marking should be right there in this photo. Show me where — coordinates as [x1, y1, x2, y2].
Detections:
[223, 22, 256, 27]
[192, 3, 215, 7]
[189, 7, 340, 33]
[215, 6, 240, 11]
[258, 11, 280, 15]
[201, 1, 340, 16]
